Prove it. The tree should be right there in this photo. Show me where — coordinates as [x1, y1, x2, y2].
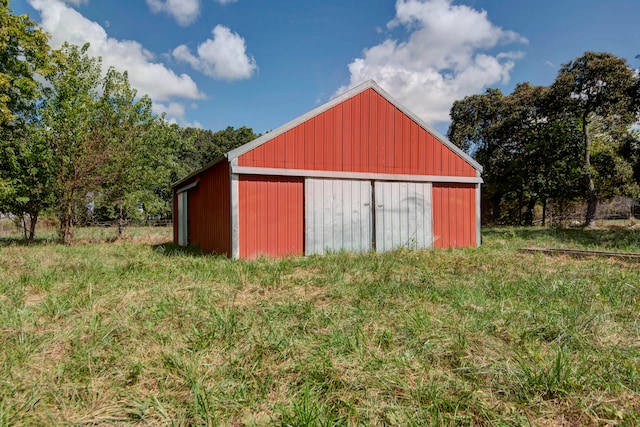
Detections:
[92, 68, 175, 237]
[176, 125, 259, 175]
[551, 51, 639, 227]
[40, 43, 108, 243]
[448, 89, 509, 221]
[504, 83, 583, 225]
[448, 83, 584, 225]
[0, 0, 49, 129]
[0, 124, 56, 240]
[0, 0, 51, 240]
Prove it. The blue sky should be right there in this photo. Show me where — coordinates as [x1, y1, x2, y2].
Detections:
[11, 0, 640, 135]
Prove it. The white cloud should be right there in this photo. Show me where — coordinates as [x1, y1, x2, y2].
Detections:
[154, 101, 203, 128]
[146, 0, 200, 27]
[155, 101, 202, 128]
[173, 25, 257, 81]
[28, 0, 205, 104]
[338, 0, 527, 125]
[215, 0, 237, 4]
[154, 101, 187, 120]
[63, 0, 88, 5]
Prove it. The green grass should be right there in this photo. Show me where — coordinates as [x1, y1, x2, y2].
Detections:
[0, 225, 639, 425]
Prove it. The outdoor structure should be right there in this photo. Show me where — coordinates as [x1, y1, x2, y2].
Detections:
[172, 80, 483, 259]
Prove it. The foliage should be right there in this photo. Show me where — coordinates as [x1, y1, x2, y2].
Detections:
[0, 226, 639, 425]
[0, 0, 50, 240]
[39, 43, 107, 243]
[91, 68, 179, 236]
[33, 43, 184, 243]
[0, 0, 49, 129]
[0, 125, 56, 241]
[449, 51, 640, 226]
[550, 51, 639, 226]
[174, 125, 259, 179]
[0, 4, 257, 243]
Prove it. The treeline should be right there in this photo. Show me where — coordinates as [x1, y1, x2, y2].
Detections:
[0, 3, 258, 242]
[448, 52, 640, 226]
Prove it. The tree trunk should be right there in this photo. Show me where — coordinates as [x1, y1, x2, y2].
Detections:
[542, 198, 547, 227]
[20, 213, 28, 240]
[116, 202, 125, 239]
[59, 201, 75, 244]
[583, 116, 597, 227]
[524, 196, 537, 226]
[492, 194, 502, 223]
[28, 212, 38, 242]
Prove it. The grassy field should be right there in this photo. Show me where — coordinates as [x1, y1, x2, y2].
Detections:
[0, 226, 639, 426]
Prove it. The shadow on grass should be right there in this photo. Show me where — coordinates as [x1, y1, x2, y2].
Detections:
[0, 235, 59, 247]
[152, 242, 211, 257]
[483, 225, 640, 250]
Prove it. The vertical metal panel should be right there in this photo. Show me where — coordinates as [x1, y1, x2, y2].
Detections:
[230, 172, 240, 258]
[172, 192, 178, 244]
[432, 183, 476, 248]
[374, 181, 433, 252]
[237, 88, 477, 177]
[239, 175, 303, 259]
[177, 191, 188, 246]
[186, 162, 232, 256]
[305, 179, 372, 255]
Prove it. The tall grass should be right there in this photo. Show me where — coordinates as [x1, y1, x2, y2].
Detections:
[0, 226, 639, 425]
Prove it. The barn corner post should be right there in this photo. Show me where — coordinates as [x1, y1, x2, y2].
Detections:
[230, 158, 240, 260]
[476, 180, 482, 247]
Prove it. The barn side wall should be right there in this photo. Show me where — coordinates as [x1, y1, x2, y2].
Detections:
[180, 161, 232, 256]
[172, 191, 178, 244]
[237, 88, 476, 177]
[432, 183, 477, 248]
[238, 175, 304, 259]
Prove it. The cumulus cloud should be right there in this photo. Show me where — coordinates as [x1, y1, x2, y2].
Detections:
[63, 0, 88, 6]
[338, 0, 527, 125]
[146, 0, 200, 26]
[153, 101, 202, 128]
[173, 25, 257, 81]
[28, 0, 205, 107]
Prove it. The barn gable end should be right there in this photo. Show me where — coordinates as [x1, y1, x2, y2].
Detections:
[227, 81, 481, 178]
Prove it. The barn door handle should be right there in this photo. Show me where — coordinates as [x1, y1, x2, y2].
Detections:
[364, 203, 370, 206]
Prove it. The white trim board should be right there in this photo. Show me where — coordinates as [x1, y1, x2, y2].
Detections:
[231, 165, 483, 184]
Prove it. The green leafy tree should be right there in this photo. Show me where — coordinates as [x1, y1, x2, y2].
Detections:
[449, 84, 584, 225]
[0, 0, 49, 128]
[176, 125, 259, 176]
[550, 51, 639, 226]
[504, 83, 583, 225]
[40, 43, 184, 242]
[0, 0, 51, 239]
[40, 43, 110, 243]
[448, 89, 509, 221]
[0, 125, 56, 240]
[92, 68, 179, 237]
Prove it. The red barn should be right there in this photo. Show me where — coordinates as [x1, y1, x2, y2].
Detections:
[172, 80, 483, 259]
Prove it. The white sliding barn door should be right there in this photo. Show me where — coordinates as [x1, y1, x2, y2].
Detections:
[177, 191, 188, 246]
[374, 181, 433, 252]
[305, 179, 372, 255]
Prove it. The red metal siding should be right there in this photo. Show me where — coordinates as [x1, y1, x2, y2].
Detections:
[238, 88, 476, 177]
[172, 192, 178, 244]
[432, 184, 477, 248]
[239, 175, 304, 259]
[182, 161, 231, 256]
